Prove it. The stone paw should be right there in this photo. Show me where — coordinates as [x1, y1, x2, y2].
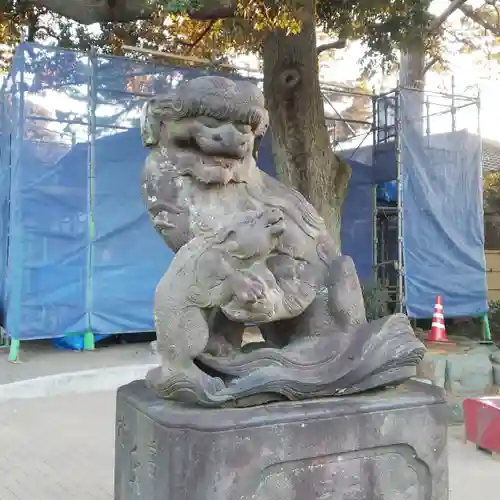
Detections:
[146, 365, 227, 405]
[203, 337, 237, 357]
[201, 372, 226, 394]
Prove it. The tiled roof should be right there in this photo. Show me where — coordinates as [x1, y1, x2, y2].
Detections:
[482, 138, 500, 172]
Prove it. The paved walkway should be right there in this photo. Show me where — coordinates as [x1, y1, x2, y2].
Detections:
[0, 392, 115, 500]
[0, 340, 154, 385]
[0, 391, 496, 500]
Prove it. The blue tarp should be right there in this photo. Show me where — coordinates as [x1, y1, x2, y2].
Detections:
[341, 162, 378, 281]
[377, 181, 397, 203]
[398, 92, 487, 317]
[11, 139, 90, 339]
[6, 132, 173, 341]
[344, 123, 488, 318]
[89, 132, 172, 334]
[0, 134, 9, 322]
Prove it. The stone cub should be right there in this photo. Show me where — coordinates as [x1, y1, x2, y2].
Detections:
[147, 208, 286, 404]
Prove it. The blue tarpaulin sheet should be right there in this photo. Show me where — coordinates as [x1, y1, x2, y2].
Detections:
[400, 90, 487, 318]
[344, 120, 488, 319]
[89, 132, 172, 334]
[377, 181, 397, 202]
[341, 162, 377, 281]
[13, 139, 90, 339]
[6, 132, 173, 340]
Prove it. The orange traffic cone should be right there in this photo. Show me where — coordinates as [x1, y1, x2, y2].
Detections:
[428, 296, 453, 343]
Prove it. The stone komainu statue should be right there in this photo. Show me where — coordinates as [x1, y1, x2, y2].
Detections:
[140, 76, 425, 407]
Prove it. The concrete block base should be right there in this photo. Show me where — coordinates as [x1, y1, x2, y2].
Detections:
[114, 380, 448, 500]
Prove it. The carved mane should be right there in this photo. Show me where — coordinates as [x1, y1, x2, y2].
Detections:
[141, 77, 269, 151]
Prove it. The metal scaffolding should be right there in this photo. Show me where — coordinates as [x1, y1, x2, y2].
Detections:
[371, 85, 481, 314]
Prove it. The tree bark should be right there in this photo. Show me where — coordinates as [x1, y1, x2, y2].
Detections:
[399, 48, 426, 90]
[33, 0, 239, 24]
[262, 0, 350, 248]
[34, 0, 155, 24]
[398, 42, 427, 138]
[398, 0, 468, 125]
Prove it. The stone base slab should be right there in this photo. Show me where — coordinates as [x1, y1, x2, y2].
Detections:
[114, 380, 448, 500]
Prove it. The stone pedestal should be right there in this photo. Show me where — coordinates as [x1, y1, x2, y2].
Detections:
[114, 380, 448, 500]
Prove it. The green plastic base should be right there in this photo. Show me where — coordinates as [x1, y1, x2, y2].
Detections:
[5, 331, 95, 360]
[8, 339, 20, 362]
[482, 313, 492, 343]
[83, 331, 95, 351]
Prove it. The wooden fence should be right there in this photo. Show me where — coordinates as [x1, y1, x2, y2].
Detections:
[486, 250, 500, 301]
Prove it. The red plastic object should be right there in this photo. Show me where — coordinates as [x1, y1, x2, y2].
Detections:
[463, 396, 500, 453]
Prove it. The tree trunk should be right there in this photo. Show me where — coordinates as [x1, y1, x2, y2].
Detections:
[262, 0, 350, 250]
[399, 46, 426, 135]
[399, 48, 426, 90]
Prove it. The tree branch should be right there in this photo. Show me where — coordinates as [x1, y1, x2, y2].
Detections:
[316, 40, 346, 55]
[443, 24, 480, 51]
[34, 0, 155, 24]
[401, 0, 466, 81]
[423, 55, 440, 74]
[459, 3, 500, 35]
[187, 0, 238, 20]
[185, 20, 216, 54]
[429, 0, 467, 32]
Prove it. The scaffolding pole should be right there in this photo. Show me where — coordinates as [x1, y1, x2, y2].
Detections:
[84, 47, 97, 351]
[476, 87, 492, 342]
[394, 88, 404, 313]
[8, 42, 26, 362]
[371, 93, 378, 284]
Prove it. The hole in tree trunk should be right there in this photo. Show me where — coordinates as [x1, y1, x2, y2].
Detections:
[280, 69, 301, 89]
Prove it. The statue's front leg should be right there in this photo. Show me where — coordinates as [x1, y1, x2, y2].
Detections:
[204, 309, 246, 356]
[256, 254, 322, 346]
[148, 306, 225, 403]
